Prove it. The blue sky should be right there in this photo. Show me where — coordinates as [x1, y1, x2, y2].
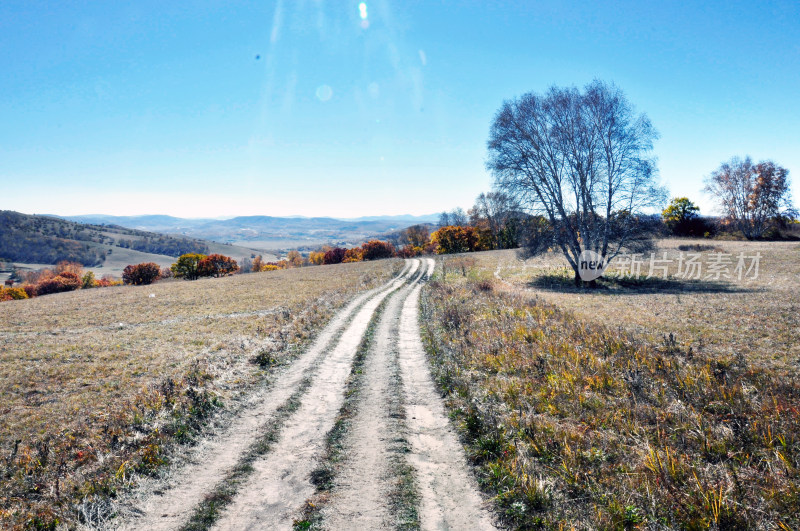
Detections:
[1, 0, 798, 218]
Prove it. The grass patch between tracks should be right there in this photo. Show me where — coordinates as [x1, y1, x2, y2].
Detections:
[296, 287, 421, 530]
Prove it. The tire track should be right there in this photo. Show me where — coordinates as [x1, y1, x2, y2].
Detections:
[210, 261, 425, 530]
[114, 260, 416, 530]
[321, 262, 426, 530]
[398, 258, 497, 530]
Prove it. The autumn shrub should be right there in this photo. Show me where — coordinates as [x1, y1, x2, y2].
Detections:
[35, 272, 81, 295]
[308, 251, 325, 265]
[22, 284, 37, 298]
[123, 262, 162, 285]
[323, 247, 347, 265]
[342, 247, 363, 263]
[81, 271, 97, 288]
[430, 225, 492, 254]
[197, 254, 239, 277]
[0, 287, 29, 301]
[286, 250, 304, 268]
[55, 260, 84, 277]
[171, 253, 207, 280]
[96, 275, 122, 287]
[360, 240, 396, 260]
[22, 268, 54, 285]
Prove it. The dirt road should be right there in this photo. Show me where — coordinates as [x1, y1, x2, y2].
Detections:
[116, 258, 495, 530]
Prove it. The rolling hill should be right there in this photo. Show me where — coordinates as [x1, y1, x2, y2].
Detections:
[0, 210, 270, 277]
[62, 213, 440, 249]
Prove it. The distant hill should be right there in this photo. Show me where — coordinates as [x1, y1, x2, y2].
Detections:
[61, 213, 440, 250]
[0, 211, 263, 269]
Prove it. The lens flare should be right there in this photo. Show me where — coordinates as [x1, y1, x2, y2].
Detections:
[315, 84, 333, 102]
[358, 2, 368, 19]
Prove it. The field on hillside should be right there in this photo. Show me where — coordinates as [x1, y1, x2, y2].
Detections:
[422, 241, 799, 528]
[0, 259, 400, 529]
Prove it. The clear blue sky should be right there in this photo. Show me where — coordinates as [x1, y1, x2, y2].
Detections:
[1, 0, 798, 218]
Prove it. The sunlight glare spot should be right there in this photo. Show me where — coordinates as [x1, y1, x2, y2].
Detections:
[358, 3, 368, 19]
[315, 84, 333, 102]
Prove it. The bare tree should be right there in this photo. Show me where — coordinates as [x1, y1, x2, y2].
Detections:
[487, 80, 665, 284]
[438, 208, 468, 227]
[468, 191, 524, 249]
[705, 157, 794, 239]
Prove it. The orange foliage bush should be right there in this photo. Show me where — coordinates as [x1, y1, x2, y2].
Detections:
[308, 251, 325, 265]
[430, 225, 491, 254]
[342, 248, 363, 263]
[34, 272, 81, 295]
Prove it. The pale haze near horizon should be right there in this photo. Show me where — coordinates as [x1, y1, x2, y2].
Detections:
[1, 1, 798, 219]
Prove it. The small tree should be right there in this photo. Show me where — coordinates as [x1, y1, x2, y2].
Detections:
[171, 253, 207, 280]
[361, 240, 396, 261]
[308, 251, 325, 265]
[81, 271, 97, 288]
[323, 247, 347, 265]
[342, 248, 363, 263]
[122, 262, 161, 285]
[197, 254, 239, 277]
[400, 225, 431, 248]
[705, 157, 794, 239]
[662, 197, 705, 236]
[430, 226, 491, 254]
[469, 191, 524, 249]
[286, 250, 304, 268]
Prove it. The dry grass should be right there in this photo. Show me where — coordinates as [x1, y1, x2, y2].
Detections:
[488, 239, 800, 373]
[0, 260, 400, 530]
[422, 245, 799, 529]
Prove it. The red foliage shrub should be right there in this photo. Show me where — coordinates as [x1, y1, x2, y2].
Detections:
[323, 247, 347, 265]
[122, 263, 161, 285]
[360, 240, 396, 261]
[23, 284, 37, 298]
[397, 245, 423, 258]
[197, 254, 239, 277]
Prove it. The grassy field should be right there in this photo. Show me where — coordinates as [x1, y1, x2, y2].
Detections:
[0, 259, 400, 529]
[422, 241, 799, 529]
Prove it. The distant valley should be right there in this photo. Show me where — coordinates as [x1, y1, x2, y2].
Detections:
[61, 213, 439, 250]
